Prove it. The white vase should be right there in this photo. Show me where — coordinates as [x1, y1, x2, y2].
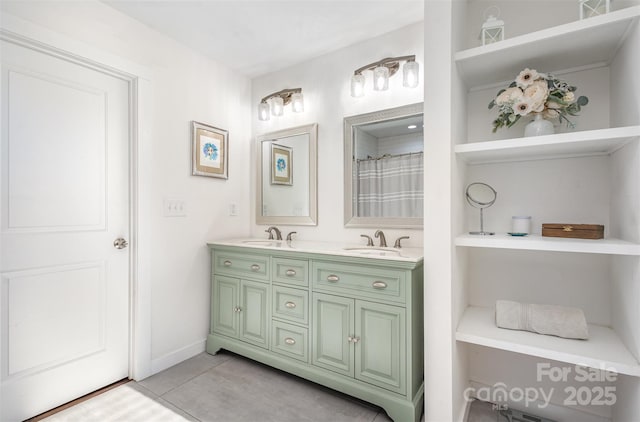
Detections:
[524, 113, 555, 137]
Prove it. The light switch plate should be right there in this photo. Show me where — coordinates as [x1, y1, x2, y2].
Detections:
[164, 199, 187, 217]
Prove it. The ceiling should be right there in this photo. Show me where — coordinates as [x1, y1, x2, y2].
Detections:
[359, 115, 424, 138]
[102, 0, 424, 78]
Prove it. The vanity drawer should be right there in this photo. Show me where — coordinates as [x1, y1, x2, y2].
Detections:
[312, 261, 405, 304]
[272, 285, 308, 325]
[213, 250, 269, 282]
[272, 257, 308, 287]
[271, 320, 308, 363]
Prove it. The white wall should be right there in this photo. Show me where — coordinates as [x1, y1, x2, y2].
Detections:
[354, 127, 378, 160]
[251, 22, 425, 247]
[1, 1, 252, 372]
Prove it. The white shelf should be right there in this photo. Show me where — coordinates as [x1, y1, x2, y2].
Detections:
[455, 126, 640, 164]
[455, 6, 640, 89]
[456, 306, 640, 377]
[455, 234, 640, 255]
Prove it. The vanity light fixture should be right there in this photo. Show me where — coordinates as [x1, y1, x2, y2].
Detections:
[258, 88, 304, 121]
[350, 55, 419, 98]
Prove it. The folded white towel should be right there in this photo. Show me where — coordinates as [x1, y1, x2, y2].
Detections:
[495, 300, 589, 340]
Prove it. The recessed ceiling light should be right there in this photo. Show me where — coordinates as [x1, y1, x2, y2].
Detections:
[407, 124, 417, 129]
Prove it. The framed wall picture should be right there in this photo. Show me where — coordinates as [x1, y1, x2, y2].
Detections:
[271, 143, 292, 185]
[191, 121, 228, 179]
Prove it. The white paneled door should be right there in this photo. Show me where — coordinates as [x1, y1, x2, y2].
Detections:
[0, 40, 130, 421]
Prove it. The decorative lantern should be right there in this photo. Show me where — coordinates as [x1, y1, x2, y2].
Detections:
[580, 0, 610, 19]
[480, 7, 504, 46]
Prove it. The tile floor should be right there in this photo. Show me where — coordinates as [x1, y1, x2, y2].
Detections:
[49, 351, 397, 421]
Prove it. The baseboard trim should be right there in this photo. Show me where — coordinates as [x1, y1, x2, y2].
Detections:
[150, 339, 206, 375]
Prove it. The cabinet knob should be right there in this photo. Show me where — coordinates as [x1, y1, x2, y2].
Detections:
[327, 274, 340, 282]
[223, 260, 232, 267]
[284, 301, 297, 309]
[352, 336, 360, 343]
[250, 264, 261, 271]
[347, 336, 354, 343]
[234, 306, 242, 313]
[284, 337, 296, 345]
[285, 269, 297, 277]
[372, 281, 387, 289]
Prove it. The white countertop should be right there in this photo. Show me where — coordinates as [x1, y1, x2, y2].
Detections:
[207, 238, 424, 263]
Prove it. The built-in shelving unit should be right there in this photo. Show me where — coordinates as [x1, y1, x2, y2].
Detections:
[438, 1, 640, 420]
[457, 307, 640, 377]
[455, 6, 640, 88]
[455, 234, 640, 256]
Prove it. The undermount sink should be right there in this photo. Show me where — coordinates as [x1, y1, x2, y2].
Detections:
[343, 247, 400, 256]
[241, 239, 282, 246]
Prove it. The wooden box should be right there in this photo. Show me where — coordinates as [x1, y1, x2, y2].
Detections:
[542, 223, 604, 239]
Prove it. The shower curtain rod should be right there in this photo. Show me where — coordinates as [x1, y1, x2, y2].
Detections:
[356, 150, 423, 162]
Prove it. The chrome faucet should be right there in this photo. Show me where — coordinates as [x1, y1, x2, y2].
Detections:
[265, 226, 282, 240]
[374, 230, 387, 247]
[394, 236, 410, 248]
[286, 231, 297, 241]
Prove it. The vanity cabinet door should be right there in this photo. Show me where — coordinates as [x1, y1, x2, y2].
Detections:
[211, 275, 269, 349]
[355, 301, 406, 394]
[312, 293, 354, 377]
[239, 279, 270, 349]
[311, 292, 407, 394]
[212, 275, 240, 338]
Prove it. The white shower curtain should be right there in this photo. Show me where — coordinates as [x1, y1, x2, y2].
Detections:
[356, 152, 423, 218]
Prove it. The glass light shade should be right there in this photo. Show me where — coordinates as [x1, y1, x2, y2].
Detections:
[350, 73, 365, 97]
[403, 60, 419, 88]
[258, 102, 270, 121]
[271, 96, 284, 117]
[291, 92, 304, 113]
[373, 66, 389, 91]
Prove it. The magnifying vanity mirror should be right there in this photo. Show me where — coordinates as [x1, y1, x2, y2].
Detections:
[466, 182, 497, 235]
[344, 103, 423, 228]
[256, 123, 318, 226]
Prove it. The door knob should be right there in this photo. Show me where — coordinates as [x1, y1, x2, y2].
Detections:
[113, 238, 129, 249]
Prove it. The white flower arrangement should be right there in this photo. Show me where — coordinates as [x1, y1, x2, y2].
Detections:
[488, 68, 589, 133]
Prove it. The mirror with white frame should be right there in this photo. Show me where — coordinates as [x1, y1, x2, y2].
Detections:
[344, 103, 423, 228]
[256, 123, 318, 226]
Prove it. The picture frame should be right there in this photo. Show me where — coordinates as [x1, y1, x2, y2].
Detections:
[271, 143, 292, 185]
[191, 121, 228, 179]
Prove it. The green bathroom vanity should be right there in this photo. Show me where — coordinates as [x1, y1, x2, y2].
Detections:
[206, 239, 424, 421]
